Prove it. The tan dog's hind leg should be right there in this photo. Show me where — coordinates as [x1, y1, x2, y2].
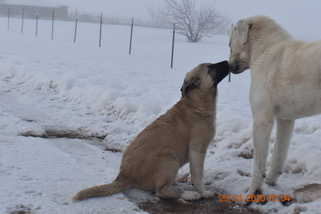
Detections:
[154, 155, 201, 201]
[156, 185, 201, 201]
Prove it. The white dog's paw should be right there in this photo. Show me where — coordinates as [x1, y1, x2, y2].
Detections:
[265, 179, 276, 187]
[199, 190, 213, 198]
[181, 191, 201, 201]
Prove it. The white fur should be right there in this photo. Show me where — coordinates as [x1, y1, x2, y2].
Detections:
[229, 15, 321, 195]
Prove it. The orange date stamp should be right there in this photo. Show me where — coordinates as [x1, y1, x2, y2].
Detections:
[219, 194, 291, 203]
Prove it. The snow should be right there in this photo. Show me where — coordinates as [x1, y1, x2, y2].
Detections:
[0, 17, 321, 214]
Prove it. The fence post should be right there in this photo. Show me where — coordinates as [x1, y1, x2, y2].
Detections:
[35, 12, 39, 37]
[7, 7, 10, 30]
[129, 18, 134, 55]
[21, 8, 24, 34]
[170, 23, 176, 69]
[74, 18, 78, 43]
[99, 12, 103, 47]
[51, 10, 55, 40]
[228, 24, 233, 83]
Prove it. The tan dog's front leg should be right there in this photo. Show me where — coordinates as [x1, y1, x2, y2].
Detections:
[189, 149, 212, 198]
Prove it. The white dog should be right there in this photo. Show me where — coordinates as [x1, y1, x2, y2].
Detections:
[229, 15, 321, 195]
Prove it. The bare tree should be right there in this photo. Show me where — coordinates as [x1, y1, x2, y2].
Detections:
[153, 0, 230, 42]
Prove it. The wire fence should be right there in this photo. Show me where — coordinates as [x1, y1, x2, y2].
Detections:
[0, 7, 179, 69]
[0, 6, 232, 77]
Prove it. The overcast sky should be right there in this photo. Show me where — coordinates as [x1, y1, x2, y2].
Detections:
[5, 0, 321, 40]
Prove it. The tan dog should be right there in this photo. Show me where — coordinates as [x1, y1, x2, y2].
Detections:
[73, 61, 229, 201]
[229, 15, 321, 196]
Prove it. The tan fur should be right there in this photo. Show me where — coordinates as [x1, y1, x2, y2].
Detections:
[73, 61, 229, 202]
[73, 173, 129, 201]
[229, 15, 321, 196]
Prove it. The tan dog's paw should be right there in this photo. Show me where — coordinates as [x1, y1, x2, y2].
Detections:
[182, 191, 201, 201]
[200, 190, 213, 198]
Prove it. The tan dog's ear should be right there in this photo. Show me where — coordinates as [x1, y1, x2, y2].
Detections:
[237, 19, 253, 44]
[180, 77, 200, 97]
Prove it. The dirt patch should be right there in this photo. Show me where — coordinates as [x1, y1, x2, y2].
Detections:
[7, 204, 40, 214]
[20, 129, 122, 153]
[138, 197, 261, 214]
[294, 183, 321, 203]
[21, 129, 106, 140]
[238, 149, 253, 159]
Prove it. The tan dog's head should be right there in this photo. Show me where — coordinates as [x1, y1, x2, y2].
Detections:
[181, 61, 229, 97]
[228, 18, 253, 74]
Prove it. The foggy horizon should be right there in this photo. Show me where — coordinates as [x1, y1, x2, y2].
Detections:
[2, 0, 321, 40]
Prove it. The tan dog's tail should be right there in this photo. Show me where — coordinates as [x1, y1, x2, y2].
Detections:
[73, 174, 130, 202]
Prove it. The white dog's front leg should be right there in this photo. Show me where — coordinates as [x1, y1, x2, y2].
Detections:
[188, 149, 212, 198]
[266, 118, 294, 186]
[249, 118, 274, 195]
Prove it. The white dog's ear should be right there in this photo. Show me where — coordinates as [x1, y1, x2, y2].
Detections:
[237, 20, 253, 44]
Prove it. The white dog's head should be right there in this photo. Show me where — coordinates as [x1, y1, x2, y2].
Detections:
[228, 19, 253, 74]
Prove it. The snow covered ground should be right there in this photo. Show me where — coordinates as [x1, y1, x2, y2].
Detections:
[1, 17, 321, 214]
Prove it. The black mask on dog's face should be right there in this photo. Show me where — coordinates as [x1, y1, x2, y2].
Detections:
[180, 61, 229, 97]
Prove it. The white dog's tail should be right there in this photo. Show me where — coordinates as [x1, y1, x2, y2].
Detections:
[73, 174, 130, 202]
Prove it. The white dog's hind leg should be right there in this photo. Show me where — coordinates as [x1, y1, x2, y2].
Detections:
[189, 149, 213, 198]
[249, 118, 274, 195]
[266, 118, 294, 186]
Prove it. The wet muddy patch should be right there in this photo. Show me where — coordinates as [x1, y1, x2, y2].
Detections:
[20, 129, 106, 140]
[138, 197, 261, 214]
[20, 128, 122, 153]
